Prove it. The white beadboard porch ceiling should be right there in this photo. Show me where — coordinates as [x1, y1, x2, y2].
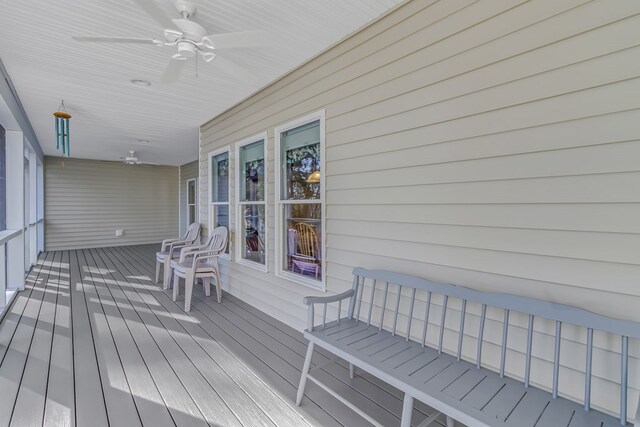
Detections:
[0, 0, 403, 165]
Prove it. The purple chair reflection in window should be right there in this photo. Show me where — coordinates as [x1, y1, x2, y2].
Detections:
[290, 222, 320, 279]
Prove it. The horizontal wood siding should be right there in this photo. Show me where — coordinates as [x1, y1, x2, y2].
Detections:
[179, 160, 198, 236]
[199, 0, 640, 419]
[45, 157, 178, 250]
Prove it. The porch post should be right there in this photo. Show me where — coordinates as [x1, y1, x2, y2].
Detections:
[6, 130, 25, 291]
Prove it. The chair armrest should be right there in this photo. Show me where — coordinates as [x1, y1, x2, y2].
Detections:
[192, 250, 222, 266]
[161, 238, 180, 251]
[303, 289, 355, 305]
[178, 245, 204, 262]
[168, 240, 196, 256]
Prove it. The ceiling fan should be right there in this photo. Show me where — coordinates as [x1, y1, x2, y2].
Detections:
[72, 0, 268, 83]
[120, 150, 158, 165]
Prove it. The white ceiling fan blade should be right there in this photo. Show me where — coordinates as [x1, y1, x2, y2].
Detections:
[202, 30, 269, 49]
[199, 51, 216, 62]
[72, 36, 157, 44]
[172, 18, 207, 39]
[212, 55, 255, 82]
[161, 58, 187, 83]
[130, 0, 174, 29]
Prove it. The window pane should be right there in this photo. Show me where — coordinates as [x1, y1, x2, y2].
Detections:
[239, 140, 265, 202]
[187, 180, 196, 204]
[211, 152, 229, 202]
[283, 203, 321, 281]
[240, 204, 265, 265]
[280, 120, 320, 200]
[213, 204, 230, 254]
[188, 205, 196, 224]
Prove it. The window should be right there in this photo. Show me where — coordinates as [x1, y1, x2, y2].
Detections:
[275, 111, 324, 289]
[186, 178, 198, 225]
[209, 148, 230, 256]
[236, 135, 267, 269]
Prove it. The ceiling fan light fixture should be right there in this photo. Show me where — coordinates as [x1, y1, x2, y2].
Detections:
[176, 41, 196, 57]
[130, 79, 151, 86]
[171, 53, 188, 61]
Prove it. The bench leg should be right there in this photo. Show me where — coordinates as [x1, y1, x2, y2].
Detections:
[296, 342, 315, 406]
[349, 363, 355, 379]
[446, 416, 455, 427]
[401, 394, 413, 427]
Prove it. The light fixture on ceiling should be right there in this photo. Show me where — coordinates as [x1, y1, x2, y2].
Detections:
[136, 139, 150, 143]
[306, 170, 321, 183]
[130, 79, 151, 87]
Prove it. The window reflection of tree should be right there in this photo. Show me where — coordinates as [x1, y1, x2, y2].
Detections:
[286, 143, 320, 219]
[244, 159, 264, 260]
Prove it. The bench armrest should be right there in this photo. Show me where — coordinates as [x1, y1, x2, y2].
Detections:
[303, 289, 356, 332]
[303, 289, 355, 305]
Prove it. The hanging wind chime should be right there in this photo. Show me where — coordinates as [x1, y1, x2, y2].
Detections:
[54, 100, 71, 156]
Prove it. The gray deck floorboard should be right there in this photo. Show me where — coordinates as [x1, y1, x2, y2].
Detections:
[0, 244, 445, 427]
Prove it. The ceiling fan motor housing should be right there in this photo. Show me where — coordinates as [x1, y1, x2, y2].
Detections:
[177, 41, 197, 56]
[174, 0, 196, 17]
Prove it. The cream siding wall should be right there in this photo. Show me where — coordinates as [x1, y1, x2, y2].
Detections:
[45, 157, 178, 250]
[179, 160, 198, 236]
[199, 0, 640, 419]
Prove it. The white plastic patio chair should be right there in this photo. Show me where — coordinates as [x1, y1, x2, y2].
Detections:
[171, 226, 228, 312]
[155, 222, 200, 289]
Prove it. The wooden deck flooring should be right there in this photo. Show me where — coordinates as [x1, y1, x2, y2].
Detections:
[0, 245, 444, 427]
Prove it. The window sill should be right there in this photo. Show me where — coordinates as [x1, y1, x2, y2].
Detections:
[236, 258, 268, 273]
[276, 270, 325, 292]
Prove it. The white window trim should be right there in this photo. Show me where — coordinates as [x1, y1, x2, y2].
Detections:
[186, 177, 198, 225]
[274, 110, 326, 291]
[208, 145, 231, 260]
[235, 132, 268, 272]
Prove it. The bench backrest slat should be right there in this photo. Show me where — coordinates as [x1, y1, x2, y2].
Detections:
[349, 267, 640, 424]
[500, 309, 509, 378]
[438, 295, 448, 354]
[524, 314, 534, 388]
[552, 321, 562, 398]
[407, 288, 416, 342]
[380, 282, 389, 331]
[392, 285, 402, 336]
[457, 300, 466, 361]
[585, 327, 593, 411]
[421, 291, 431, 347]
[476, 304, 487, 369]
[367, 279, 376, 326]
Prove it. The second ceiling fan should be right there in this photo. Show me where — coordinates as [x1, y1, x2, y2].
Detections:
[73, 0, 267, 83]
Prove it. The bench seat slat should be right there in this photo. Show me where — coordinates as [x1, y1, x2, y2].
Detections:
[305, 319, 629, 427]
[461, 375, 507, 410]
[534, 399, 576, 427]
[444, 368, 487, 401]
[503, 389, 550, 426]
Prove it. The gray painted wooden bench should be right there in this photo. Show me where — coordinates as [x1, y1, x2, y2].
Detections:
[296, 268, 640, 427]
